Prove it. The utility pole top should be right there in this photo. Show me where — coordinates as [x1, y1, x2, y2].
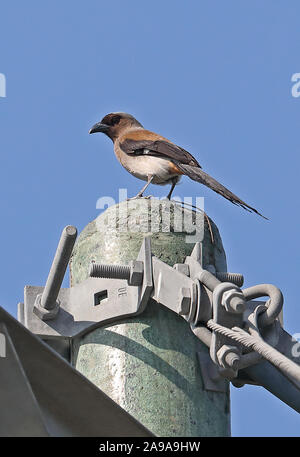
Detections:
[70, 198, 230, 437]
[70, 198, 227, 286]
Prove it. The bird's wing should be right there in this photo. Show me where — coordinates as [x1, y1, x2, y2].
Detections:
[119, 130, 266, 219]
[119, 137, 201, 168]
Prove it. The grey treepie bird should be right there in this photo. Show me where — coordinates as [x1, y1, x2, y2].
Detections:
[89, 112, 266, 219]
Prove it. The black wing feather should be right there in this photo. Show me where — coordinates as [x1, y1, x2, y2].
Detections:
[119, 139, 201, 168]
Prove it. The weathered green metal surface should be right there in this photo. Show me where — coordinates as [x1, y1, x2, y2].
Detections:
[70, 198, 230, 437]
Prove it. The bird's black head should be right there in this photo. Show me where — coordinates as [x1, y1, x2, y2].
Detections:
[89, 112, 142, 141]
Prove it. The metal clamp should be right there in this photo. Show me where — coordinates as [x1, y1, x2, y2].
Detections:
[23, 233, 251, 350]
[21, 233, 153, 340]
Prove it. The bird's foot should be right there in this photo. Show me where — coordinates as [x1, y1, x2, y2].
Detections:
[126, 194, 153, 201]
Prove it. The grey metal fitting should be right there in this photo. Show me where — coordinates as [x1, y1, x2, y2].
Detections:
[173, 263, 190, 277]
[89, 263, 130, 280]
[198, 269, 220, 292]
[33, 225, 77, 321]
[89, 260, 144, 286]
[242, 284, 283, 328]
[178, 287, 191, 315]
[222, 289, 246, 314]
[33, 294, 60, 321]
[41, 225, 77, 311]
[199, 266, 244, 289]
[129, 260, 144, 286]
[216, 272, 244, 288]
[217, 345, 240, 371]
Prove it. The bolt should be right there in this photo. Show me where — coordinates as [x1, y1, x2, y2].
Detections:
[217, 345, 241, 370]
[216, 272, 244, 288]
[222, 289, 246, 314]
[224, 352, 240, 371]
[33, 225, 77, 321]
[89, 263, 130, 280]
[178, 287, 191, 315]
[89, 260, 143, 286]
[41, 225, 77, 310]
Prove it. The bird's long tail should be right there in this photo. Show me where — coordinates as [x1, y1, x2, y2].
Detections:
[176, 163, 267, 219]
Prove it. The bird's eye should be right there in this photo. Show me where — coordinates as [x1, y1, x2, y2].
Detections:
[101, 114, 121, 126]
[111, 115, 121, 125]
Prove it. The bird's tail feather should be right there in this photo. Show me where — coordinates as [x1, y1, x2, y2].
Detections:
[176, 163, 267, 219]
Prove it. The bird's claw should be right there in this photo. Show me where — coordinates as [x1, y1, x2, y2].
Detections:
[126, 195, 153, 201]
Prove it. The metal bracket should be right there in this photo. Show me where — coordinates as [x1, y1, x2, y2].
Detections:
[20, 235, 153, 341]
[197, 351, 228, 393]
[150, 256, 198, 322]
[209, 282, 245, 378]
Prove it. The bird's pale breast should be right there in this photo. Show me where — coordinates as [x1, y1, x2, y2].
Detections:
[114, 143, 182, 185]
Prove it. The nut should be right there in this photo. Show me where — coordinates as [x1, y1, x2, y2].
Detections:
[178, 287, 191, 315]
[222, 289, 246, 314]
[217, 344, 240, 370]
[128, 260, 144, 286]
[33, 294, 60, 321]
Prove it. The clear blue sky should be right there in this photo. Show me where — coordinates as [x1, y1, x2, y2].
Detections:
[1, 0, 300, 437]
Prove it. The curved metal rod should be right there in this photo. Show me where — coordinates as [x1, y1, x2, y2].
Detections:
[242, 284, 283, 327]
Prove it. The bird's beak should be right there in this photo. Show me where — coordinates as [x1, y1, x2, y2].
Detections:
[89, 122, 109, 134]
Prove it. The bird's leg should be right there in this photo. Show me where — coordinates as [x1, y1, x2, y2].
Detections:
[130, 175, 154, 199]
[166, 178, 177, 200]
